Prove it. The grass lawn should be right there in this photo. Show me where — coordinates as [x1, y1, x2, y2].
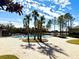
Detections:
[22, 39, 48, 42]
[0, 55, 19, 59]
[66, 39, 79, 45]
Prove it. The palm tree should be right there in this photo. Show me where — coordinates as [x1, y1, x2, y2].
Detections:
[36, 15, 45, 41]
[64, 13, 74, 35]
[58, 15, 64, 36]
[52, 17, 58, 36]
[6, 2, 23, 15]
[32, 10, 39, 40]
[23, 14, 31, 46]
[0, 0, 12, 10]
[64, 13, 73, 28]
[36, 20, 41, 40]
[53, 17, 57, 31]
[0, 0, 23, 15]
[46, 19, 52, 30]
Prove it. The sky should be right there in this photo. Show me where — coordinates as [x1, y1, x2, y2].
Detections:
[0, 0, 79, 30]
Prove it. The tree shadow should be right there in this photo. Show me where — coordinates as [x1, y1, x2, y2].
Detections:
[21, 43, 35, 50]
[21, 39, 69, 59]
[36, 41, 69, 59]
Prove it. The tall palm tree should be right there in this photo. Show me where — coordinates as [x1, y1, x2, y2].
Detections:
[58, 15, 65, 36]
[23, 14, 31, 46]
[6, 2, 23, 15]
[52, 17, 58, 36]
[46, 20, 52, 30]
[37, 15, 45, 41]
[64, 13, 74, 35]
[0, 0, 12, 10]
[0, 0, 23, 15]
[53, 17, 57, 31]
[36, 20, 41, 40]
[64, 13, 73, 28]
[32, 10, 39, 40]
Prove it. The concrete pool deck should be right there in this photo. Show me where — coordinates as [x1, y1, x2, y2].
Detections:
[0, 37, 79, 59]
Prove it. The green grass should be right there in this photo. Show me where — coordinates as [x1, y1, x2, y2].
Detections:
[0, 55, 19, 59]
[66, 39, 79, 45]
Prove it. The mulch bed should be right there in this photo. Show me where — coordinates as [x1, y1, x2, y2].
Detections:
[22, 39, 48, 42]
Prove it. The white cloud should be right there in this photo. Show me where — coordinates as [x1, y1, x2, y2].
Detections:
[39, 12, 53, 19]
[53, 0, 71, 8]
[55, 11, 65, 15]
[0, 10, 6, 12]
[39, 0, 50, 1]
[0, 18, 23, 28]
[51, 5, 56, 8]
[11, 21, 23, 28]
[23, 9, 31, 14]
[38, 6, 60, 17]
[13, 0, 23, 3]
[66, 6, 72, 10]
[12, 0, 70, 18]
[0, 0, 72, 28]
[0, 20, 23, 28]
[73, 21, 79, 27]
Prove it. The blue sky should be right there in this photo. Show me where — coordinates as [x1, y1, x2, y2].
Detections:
[0, 0, 79, 29]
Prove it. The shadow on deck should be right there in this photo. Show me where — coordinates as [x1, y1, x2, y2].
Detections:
[21, 39, 69, 59]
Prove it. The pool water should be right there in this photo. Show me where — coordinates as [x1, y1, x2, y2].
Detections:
[14, 35, 50, 39]
[15, 35, 33, 38]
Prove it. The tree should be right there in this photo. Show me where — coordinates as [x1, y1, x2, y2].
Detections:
[0, 0, 23, 15]
[23, 14, 31, 46]
[32, 10, 39, 40]
[52, 17, 58, 36]
[0, 0, 12, 10]
[6, 2, 23, 15]
[64, 13, 73, 28]
[36, 15, 45, 41]
[46, 19, 52, 30]
[53, 17, 57, 31]
[57, 15, 65, 36]
[64, 13, 74, 35]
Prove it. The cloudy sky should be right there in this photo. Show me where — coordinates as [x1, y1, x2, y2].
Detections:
[0, 0, 79, 29]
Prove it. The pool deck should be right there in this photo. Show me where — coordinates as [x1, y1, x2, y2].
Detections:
[0, 37, 79, 59]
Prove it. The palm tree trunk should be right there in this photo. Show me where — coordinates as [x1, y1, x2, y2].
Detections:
[60, 23, 62, 36]
[39, 23, 43, 42]
[28, 32, 30, 45]
[34, 34, 36, 40]
[61, 24, 63, 36]
[53, 20, 55, 32]
[68, 21, 70, 35]
[39, 34, 42, 42]
[34, 28, 36, 40]
[70, 22, 72, 28]
[37, 31, 40, 40]
[28, 23, 30, 46]
[37, 34, 39, 39]
[34, 18, 37, 40]
[66, 26, 68, 36]
[39, 29, 42, 42]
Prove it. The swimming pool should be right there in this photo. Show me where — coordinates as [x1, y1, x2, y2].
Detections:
[14, 35, 50, 39]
